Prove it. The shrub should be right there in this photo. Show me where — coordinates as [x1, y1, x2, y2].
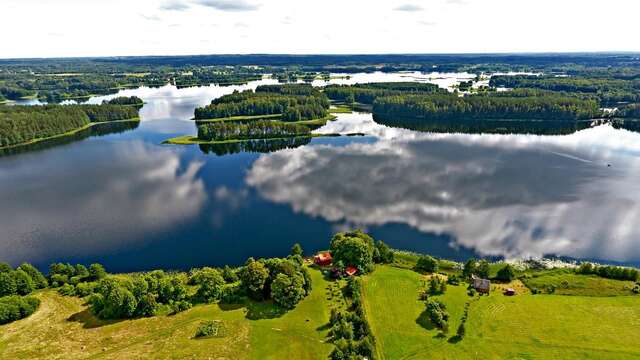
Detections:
[195, 320, 222, 338]
[0, 296, 40, 325]
[221, 265, 238, 283]
[416, 255, 439, 273]
[374, 240, 394, 264]
[169, 300, 192, 315]
[447, 274, 460, 285]
[17, 263, 48, 289]
[457, 322, 466, 338]
[428, 275, 447, 295]
[89, 263, 107, 281]
[58, 283, 76, 296]
[425, 299, 449, 332]
[0, 272, 18, 297]
[75, 282, 98, 297]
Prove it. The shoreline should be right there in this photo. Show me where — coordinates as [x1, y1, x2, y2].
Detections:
[0, 118, 140, 151]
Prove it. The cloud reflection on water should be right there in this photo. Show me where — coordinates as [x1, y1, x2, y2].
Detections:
[248, 119, 640, 263]
[0, 141, 207, 264]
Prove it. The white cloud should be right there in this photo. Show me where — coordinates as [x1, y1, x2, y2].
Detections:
[0, 0, 638, 57]
[195, 0, 261, 11]
[394, 4, 424, 11]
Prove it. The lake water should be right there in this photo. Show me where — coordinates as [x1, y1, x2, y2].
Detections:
[2, 73, 640, 272]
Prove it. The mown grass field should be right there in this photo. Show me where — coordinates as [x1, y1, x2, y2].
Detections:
[521, 270, 636, 296]
[0, 268, 333, 360]
[362, 265, 640, 360]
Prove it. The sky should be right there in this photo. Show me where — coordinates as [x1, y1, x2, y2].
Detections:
[1, 0, 639, 58]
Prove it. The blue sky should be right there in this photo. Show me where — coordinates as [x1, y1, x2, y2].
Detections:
[1, 0, 638, 58]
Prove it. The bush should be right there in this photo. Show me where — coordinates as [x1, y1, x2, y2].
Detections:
[416, 256, 439, 273]
[447, 274, 460, 285]
[428, 275, 447, 295]
[0, 272, 18, 297]
[374, 240, 394, 264]
[0, 296, 40, 325]
[75, 282, 98, 297]
[195, 320, 222, 338]
[193, 269, 225, 303]
[58, 283, 76, 296]
[169, 300, 192, 315]
[18, 263, 48, 289]
[457, 322, 466, 338]
[425, 299, 449, 332]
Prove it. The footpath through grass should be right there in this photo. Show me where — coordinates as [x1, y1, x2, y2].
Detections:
[362, 265, 640, 360]
[0, 268, 332, 360]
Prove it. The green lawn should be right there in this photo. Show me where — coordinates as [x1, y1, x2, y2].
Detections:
[362, 265, 640, 360]
[0, 268, 332, 360]
[521, 270, 636, 296]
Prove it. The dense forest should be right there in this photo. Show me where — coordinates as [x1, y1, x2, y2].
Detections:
[324, 82, 446, 104]
[197, 120, 311, 142]
[194, 84, 329, 121]
[0, 101, 139, 147]
[372, 93, 601, 123]
[489, 75, 640, 105]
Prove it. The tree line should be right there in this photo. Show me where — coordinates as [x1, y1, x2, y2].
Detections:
[197, 120, 311, 142]
[0, 103, 139, 147]
[324, 82, 445, 105]
[372, 93, 601, 125]
[194, 84, 329, 122]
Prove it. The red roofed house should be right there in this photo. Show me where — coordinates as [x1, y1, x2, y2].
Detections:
[345, 266, 358, 277]
[314, 252, 332, 266]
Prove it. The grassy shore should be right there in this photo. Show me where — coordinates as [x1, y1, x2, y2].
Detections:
[0, 268, 333, 359]
[0, 118, 140, 151]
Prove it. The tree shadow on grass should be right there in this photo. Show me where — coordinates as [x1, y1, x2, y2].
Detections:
[448, 335, 462, 343]
[67, 309, 123, 329]
[415, 309, 436, 331]
[244, 301, 287, 320]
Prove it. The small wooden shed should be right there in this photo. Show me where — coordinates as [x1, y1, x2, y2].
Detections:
[472, 275, 491, 294]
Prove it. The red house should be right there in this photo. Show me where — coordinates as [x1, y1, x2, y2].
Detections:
[314, 252, 332, 266]
[345, 266, 358, 277]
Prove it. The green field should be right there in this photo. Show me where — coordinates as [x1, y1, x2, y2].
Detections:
[522, 270, 637, 296]
[362, 266, 640, 360]
[0, 268, 333, 360]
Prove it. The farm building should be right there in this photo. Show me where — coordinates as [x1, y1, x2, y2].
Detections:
[314, 252, 332, 266]
[345, 266, 358, 277]
[472, 275, 491, 294]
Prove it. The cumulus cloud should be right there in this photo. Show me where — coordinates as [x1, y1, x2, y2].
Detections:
[394, 4, 424, 11]
[247, 117, 640, 264]
[195, 0, 261, 11]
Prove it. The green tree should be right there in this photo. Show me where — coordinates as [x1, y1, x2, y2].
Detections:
[462, 259, 477, 279]
[416, 255, 439, 273]
[271, 273, 306, 309]
[374, 240, 394, 264]
[195, 269, 225, 303]
[0, 272, 17, 297]
[240, 259, 270, 300]
[330, 230, 375, 273]
[89, 263, 107, 281]
[18, 263, 48, 289]
[477, 260, 490, 279]
[496, 264, 516, 282]
[14, 269, 35, 295]
[291, 243, 303, 256]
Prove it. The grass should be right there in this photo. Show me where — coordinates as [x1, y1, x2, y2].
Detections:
[329, 105, 352, 114]
[0, 119, 140, 151]
[362, 265, 640, 360]
[521, 270, 637, 296]
[0, 268, 333, 360]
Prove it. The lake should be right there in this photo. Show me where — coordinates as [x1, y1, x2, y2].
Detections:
[1, 73, 640, 272]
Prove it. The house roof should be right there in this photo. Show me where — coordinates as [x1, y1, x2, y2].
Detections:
[345, 266, 358, 276]
[315, 252, 332, 260]
[473, 277, 491, 290]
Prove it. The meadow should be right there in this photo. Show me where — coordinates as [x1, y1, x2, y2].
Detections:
[362, 266, 640, 360]
[0, 268, 333, 360]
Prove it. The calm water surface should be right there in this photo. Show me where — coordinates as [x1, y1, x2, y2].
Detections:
[2, 73, 640, 271]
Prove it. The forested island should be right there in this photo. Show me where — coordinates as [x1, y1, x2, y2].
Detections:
[1, 230, 639, 359]
[165, 85, 334, 145]
[0, 97, 141, 148]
